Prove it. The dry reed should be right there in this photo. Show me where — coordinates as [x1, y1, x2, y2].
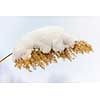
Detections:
[14, 40, 93, 71]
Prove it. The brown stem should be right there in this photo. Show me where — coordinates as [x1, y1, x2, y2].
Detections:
[0, 53, 13, 63]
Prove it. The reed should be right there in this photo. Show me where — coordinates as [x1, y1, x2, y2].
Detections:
[0, 26, 93, 71]
[14, 41, 92, 71]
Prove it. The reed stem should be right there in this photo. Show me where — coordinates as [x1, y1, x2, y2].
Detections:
[0, 53, 13, 63]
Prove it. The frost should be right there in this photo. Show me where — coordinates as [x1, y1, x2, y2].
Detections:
[12, 26, 75, 60]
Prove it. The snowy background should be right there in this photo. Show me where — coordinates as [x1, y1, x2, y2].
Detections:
[0, 16, 99, 82]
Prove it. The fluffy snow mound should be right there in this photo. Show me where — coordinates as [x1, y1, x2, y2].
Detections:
[13, 26, 75, 60]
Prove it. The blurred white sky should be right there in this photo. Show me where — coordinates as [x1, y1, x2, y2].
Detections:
[0, 16, 99, 82]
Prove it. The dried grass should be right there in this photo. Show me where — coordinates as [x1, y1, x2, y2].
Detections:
[14, 41, 93, 71]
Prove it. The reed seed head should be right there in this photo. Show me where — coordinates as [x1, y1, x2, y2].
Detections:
[14, 40, 93, 71]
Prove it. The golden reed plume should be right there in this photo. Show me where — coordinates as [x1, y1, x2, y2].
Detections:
[0, 41, 93, 71]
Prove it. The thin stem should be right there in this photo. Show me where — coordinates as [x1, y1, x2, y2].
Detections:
[0, 53, 13, 63]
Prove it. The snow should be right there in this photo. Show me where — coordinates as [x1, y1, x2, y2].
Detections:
[12, 26, 75, 60]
